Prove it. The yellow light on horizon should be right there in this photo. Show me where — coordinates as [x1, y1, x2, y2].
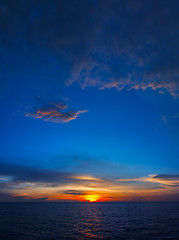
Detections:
[85, 195, 100, 202]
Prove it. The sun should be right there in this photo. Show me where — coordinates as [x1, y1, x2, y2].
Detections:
[85, 195, 100, 202]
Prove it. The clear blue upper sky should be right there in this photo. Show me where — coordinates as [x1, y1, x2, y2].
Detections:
[0, 0, 179, 201]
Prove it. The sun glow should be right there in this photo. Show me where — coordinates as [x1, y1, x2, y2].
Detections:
[85, 195, 100, 202]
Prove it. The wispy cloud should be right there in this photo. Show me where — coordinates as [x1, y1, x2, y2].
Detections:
[153, 174, 179, 180]
[63, 190, 86, 196]
[25, 101, 87, 123]
[117, 174, 179, 187]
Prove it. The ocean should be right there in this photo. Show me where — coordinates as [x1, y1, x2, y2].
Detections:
[0, 202, 179, 240]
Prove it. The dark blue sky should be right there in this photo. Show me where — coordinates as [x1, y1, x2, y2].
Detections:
[0, 0, 179, 202]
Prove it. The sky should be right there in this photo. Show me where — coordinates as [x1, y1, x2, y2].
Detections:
[0, 0, 179, 202]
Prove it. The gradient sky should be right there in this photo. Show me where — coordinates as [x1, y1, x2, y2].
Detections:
[0, 0, 179, 202]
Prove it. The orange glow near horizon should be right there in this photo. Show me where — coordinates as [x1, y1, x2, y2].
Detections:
[9, 173, 179, 202]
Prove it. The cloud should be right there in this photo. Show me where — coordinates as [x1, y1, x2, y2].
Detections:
[117, 174, 179, 187]
[0, 161, 73, 183]
[0, 160, 104, 186]
[63, 190, 86, 196]
[25, 101, 87, 123]
[0, 192, 48, 202]
[153, 174, 179, 181]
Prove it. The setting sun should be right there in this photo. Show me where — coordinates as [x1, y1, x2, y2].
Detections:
[85, 195, 100, 202]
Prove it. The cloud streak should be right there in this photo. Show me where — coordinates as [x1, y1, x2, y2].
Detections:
[153, 174, 179, 180]
[25, 101, 87, 123]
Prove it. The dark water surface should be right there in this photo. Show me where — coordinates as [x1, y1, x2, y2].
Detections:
[0, 202, 179, 240]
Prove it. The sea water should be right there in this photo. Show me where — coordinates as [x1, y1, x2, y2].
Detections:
[0, 202, 179, 239]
